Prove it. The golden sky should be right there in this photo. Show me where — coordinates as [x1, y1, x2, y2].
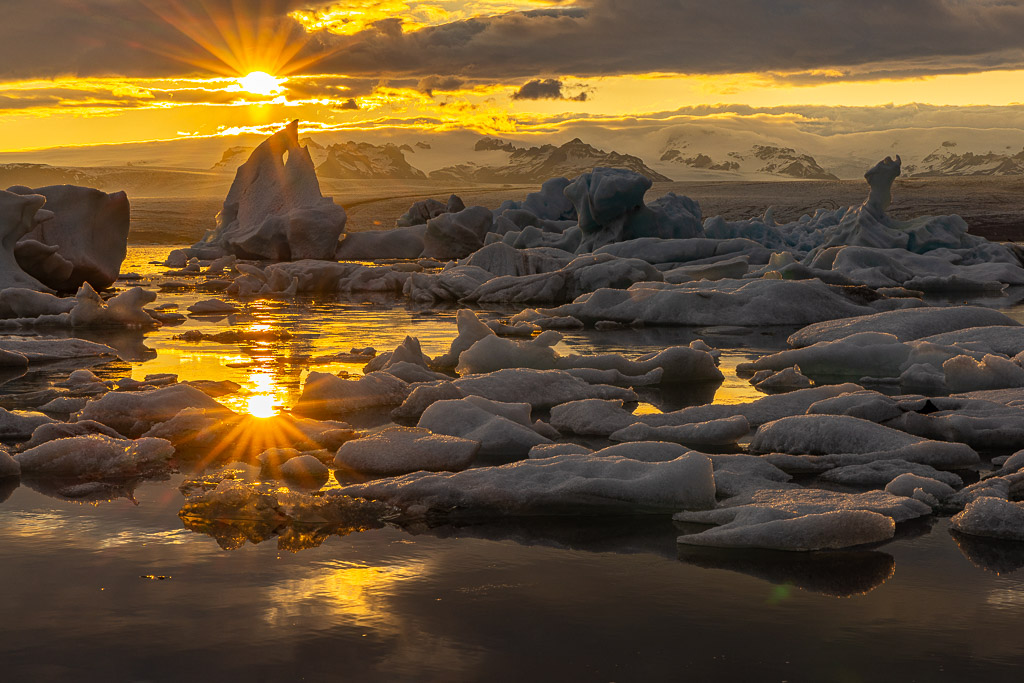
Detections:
[1, 1, 1024, 152]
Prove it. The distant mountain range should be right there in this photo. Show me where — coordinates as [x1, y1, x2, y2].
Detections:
[211, 136, 672, 182]
[658, 141, 839, 180]
[904, 142, 1024, 176]
[314, 141, 426, 180]
[212, 139, 426, 179]
[430, 138, 672, 182]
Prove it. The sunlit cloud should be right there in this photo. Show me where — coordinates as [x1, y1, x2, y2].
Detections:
[290, 1, 574, 35]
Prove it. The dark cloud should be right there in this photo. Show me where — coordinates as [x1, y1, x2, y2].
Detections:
[3, 0, 1024, 85]
[513, 78, 582, 101]
[338, 98, 359, 110]
[417, 75, 465, 96]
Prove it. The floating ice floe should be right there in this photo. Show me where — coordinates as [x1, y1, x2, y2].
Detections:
[0, 449, 19, 477]
[336, 453, 716, 517]
[257, 449, 330, 489]
[193, 120, 347, 261]
[0, 407, 55, 440]
[549, 384, 860, 438]
[334, 425, 479, 475]
[293, 371, 410, 418]
[676, 487, 931, 551]
[750, 414, 979, 471]
[78, 383, 235, 437]
[951, 498, 1024, 542]
[455, 325, 722, 385]
[0, 338, 116, 367]
[15, 434, 174, 478]
[417, 396, 551, 457]
[452, 368, 638, 409]
[538, 279, 888, 327]
[788, 306, 1018, 347]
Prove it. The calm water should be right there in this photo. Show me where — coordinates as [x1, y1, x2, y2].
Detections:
[3, 246, 1024, 681]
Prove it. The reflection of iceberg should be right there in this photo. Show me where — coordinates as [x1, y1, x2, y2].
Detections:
[400, 516, 681, 559]
[0, 476, 19, 503]
[676, 542, 895, 597]
[19, 475, 143, 504]
[178, 480, 388, 551]
[950, 529, 1024, 575]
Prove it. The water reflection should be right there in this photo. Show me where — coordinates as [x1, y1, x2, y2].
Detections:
[19, 476, 144, 504]
[676, 544, 897, 598]
[950, 529, 1024, 575]
[399, 516, 682, 559]
[177, 480, 388, 551]
[0, 476, 19, 503]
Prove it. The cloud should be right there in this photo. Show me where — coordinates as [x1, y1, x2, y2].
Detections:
[417, 75, 465, 96]
[338, 98, 360, 110]
[512, 78, 586, 101]
[3, 1, 1024, 86]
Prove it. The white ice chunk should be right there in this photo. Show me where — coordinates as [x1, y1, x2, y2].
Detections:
[952, 497, 1024, 542]
[610, 416, 750, 447]
[334, 426, 479, 475]
[453, 368, 637, 409]
[884, 473, 955, 501]
[78, 384, 234, 437]
[337, 452, 717, 515]
[753, 414, 979, 470]
[417, 397, 549, 457]
[788, 306, 1017, 347]
[294, 371, 411, 418]
[0, 407, 55, 439]
[15, 435, 174, 477]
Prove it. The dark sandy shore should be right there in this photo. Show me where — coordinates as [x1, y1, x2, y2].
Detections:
[122, 176, 1024, 244]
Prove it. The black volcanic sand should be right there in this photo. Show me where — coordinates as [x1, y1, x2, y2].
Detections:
[118, 176, 1024, 245]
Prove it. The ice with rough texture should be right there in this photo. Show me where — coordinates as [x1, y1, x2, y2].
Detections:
[788, 306, 1018, 347]
[750, 414, 979, 469]
[0, 407, 55, 439]
[78, 384, 234, 437]
[566, 169, 702, 252]
[417, 397, 550, 457]
[294, 371, 410, 417]
[676, 487, 930, 551]
[1, 188, 52, 291]
[951, 497, 1024, 542]
[819, 460, 962, 489]
[334, 425, 479, 475]
[453, 368, 637, 409]
[0, 449, 19, 477]
[884, 473, 955, 502]
[336, 453, 716, 516]
[15, 435, 174, 477]
[196, 120, 346, 260]
[679, 510, 894, 551]
[609, 416, 750, 447]
[421, 205, 494, 259]
[9, 184, 129, 291]
[543, 279, 879, 327]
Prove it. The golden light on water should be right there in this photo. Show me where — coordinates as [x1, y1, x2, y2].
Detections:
[246, 394, 278, 419]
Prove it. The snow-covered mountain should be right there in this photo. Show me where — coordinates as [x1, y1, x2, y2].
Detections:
[212, 139, 427, 179]
[656, 131, 838, 180]
[314, 141, 426, 180]
[430, 138, 671, 182]
[905, 142, 1024, 176]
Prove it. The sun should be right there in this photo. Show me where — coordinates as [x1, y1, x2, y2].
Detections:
[238, 71, 282, 96]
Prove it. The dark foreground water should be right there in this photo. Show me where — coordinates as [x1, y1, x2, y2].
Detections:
[3, 476, 1024, 682]
[3, 247, 1024, 681]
